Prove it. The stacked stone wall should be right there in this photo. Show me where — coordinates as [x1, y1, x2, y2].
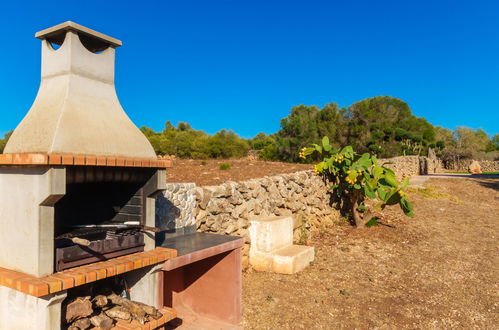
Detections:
[443, 159, 499, 172]
[194, 171, 339, 243]
[155, 155, 443, 259]
[156, 183, 197, 232]
[378, 156, 443, 179]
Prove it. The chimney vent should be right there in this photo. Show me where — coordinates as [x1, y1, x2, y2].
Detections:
[5, 21, 157, 159]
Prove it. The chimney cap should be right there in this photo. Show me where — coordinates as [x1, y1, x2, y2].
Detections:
[35, 21, 122, 48]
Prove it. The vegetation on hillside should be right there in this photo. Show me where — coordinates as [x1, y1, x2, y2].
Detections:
[0, 96, 497, 161]
[140, 121, 250, 159]
[0, 131, 12, 153]
[253, 97, 498, 162]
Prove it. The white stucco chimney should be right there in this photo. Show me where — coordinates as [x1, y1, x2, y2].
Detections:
[5, 21, 157, 159]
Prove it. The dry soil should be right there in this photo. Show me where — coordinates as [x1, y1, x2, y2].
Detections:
[242, 177, 499, 329]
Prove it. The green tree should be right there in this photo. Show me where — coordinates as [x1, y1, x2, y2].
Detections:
[454, 127, 489, 158]
[0, 131, 13, 153]
[250, 133, 278, 160]
[487, 134, 499, 152]
[347, 96, 435, 157]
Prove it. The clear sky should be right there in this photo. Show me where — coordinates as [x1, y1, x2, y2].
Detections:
[0, 0, 498, 138]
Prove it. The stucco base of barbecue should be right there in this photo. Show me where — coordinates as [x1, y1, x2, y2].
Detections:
[0, 287, 67, 330]
[0, 263, 166, 330]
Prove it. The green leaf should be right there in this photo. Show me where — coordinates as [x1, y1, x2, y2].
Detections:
[365, 218, 379, 227]
[377, 188, 388, 201]
[303, 147, 315, 156]
[382, 166, 396, 176]
[383, 171, 399, 188]
[357, 204, 366, 212]
[356, 154, 372, 169]
[372, 165, 383, 179]
[364, 185, 376, 199]
[386, 192, 401, 205]
[322, 136, 331, 151]
[354, 183, 361, 189]
[400, 197, 414, 216]
[340, 146, 354, 158]
[312, 144, 322, 153]
[401, 177, 410, 190]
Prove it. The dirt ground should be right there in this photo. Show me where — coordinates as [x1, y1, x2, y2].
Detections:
[242, 177, 499, 329]
[166, 159, 311, 186]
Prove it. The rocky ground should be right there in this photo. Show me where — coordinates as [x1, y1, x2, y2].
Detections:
[242, 177, 499, 329]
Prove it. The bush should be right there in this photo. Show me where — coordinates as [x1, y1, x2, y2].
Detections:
[301, 137, 414, 227]
[219, 163, 231, 170]
[141, 123, 250, 159]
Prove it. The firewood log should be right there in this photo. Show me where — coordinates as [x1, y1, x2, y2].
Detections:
[65, 297, 93, 324]
[69, 317, 91, 330]
[134, 301, 162, 320]
[104, 305, 132, 321]
[92, 294, 108, 308]
[107, 294, 147, 324]
[90, 312, 114, 330]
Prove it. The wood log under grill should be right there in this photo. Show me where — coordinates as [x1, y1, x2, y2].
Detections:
[64, 292, 163, 329]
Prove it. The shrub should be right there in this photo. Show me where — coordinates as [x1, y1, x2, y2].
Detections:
[301, 137, 414, 226]
[219, 163, 231, 170]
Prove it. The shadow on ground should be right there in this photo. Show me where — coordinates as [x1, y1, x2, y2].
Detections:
[473, 178, 499, 192]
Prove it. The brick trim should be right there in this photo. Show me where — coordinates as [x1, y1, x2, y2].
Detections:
[0, 153, 172, 168]
[0, 247, 177, 297]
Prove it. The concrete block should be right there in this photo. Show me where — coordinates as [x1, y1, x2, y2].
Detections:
[249, 245, 315, 274]
[248, 250, 274, 272]
[272, 245, 315, 275]
[249, 216, 294, 253]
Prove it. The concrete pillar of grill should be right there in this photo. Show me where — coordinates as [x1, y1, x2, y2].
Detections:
[0, 286, 67, 330]
[0, 167, 66, 277]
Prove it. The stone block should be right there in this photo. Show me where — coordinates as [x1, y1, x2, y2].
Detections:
[249, 216, 294, 253]
[272, 245, 315, 274]
[248, 250, 274, 272]
[249, 245, 315, 274]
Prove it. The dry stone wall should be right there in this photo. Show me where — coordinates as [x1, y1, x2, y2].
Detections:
[194, 171, 339, 242]
[443, 159, 499, 172]
[155, 156, 443, 256]
[378, 156, 442, 179]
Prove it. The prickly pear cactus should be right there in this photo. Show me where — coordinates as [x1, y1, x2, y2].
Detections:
[301, 137, 414, 226]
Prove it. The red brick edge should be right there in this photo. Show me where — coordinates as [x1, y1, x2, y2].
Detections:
[0, 247, 177, 297]
[0, 153, 172, 168]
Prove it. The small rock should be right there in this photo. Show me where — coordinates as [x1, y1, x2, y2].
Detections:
[468, 160, 482, 174]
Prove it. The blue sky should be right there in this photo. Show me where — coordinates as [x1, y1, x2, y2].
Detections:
[0, 0, 498, 138]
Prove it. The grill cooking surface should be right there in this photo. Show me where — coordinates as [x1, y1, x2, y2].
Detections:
[55, 226, 141, 248]
[54, 225, 145, 271]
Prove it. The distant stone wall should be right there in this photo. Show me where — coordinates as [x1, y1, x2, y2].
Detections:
[443, 159, 499, 172]
[378, 156, 443, 179]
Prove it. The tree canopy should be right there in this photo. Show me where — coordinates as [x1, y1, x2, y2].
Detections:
[140, 121, 250, 159]
[0, 96, 496, 162]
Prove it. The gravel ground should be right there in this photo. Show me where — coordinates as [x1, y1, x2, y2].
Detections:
[242, 177, 499, 329]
